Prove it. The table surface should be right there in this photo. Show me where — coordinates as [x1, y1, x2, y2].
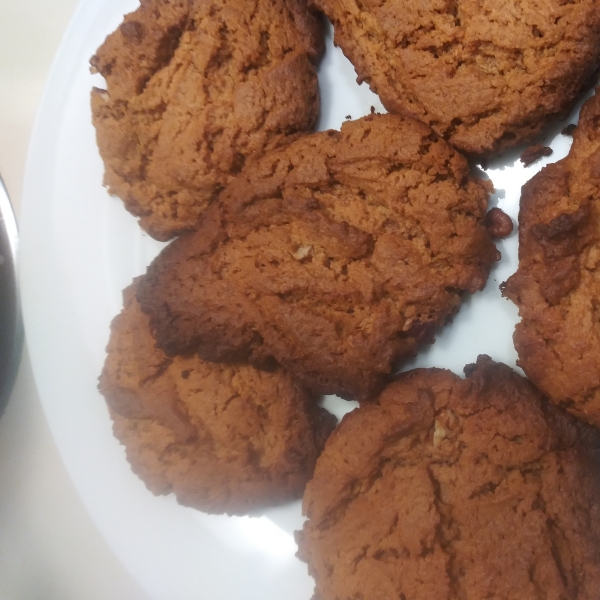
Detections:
[0, 2, 150, 598]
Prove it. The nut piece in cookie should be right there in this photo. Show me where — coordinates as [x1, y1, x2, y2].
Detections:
[91, 0, 323, 240]
[298, 356, 600, 600]
[503, 90, 600, 428]
[98, 283, 335, 515]
[137, 114, 499, 401]
[312, 0, 600, 156]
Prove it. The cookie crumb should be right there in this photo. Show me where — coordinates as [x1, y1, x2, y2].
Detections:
[485, 207, 513, 239]
[561, 123, 577, 136]
[520, 144, 553, 166]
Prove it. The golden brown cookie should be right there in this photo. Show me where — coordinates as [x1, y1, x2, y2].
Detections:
[312, 0, 600, 156]
[137, 114, 499, 401]
[298, 356, 600, 600]
[91, 0, 323, 240]
[98, 283, 335, 515]
[503, 90, 600, 428]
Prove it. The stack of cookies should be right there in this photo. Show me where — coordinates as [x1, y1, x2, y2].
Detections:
[93, 0, 600, 597]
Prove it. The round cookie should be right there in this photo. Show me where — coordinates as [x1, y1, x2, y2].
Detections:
[137, 113, 499, 401]
[503, 90, 600, 428]
[298, 356, 600, 600]
[312, 0, 600, 156]
[91, 0, 323, 240]
[98, 283, 336, 515]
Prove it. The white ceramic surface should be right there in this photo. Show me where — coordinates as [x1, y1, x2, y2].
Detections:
[19, 1, 585, 598]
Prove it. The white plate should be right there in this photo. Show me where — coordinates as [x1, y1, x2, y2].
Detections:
[19, 1, 582, 598]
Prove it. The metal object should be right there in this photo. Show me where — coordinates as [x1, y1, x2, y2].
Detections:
[0, 175, 22, 416]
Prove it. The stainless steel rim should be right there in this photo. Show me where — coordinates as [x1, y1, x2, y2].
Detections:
[0, 175, 22, 415]
[0, 176, 18, 265]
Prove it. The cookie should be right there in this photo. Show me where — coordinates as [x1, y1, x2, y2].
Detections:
[298, 356, 600, 600]
[98, 283, 336, 515]
[312, 0, 600, 156]
[91, 0, 323, 240]
[503, 90, 600, 428]
[137, 114, 499, 401]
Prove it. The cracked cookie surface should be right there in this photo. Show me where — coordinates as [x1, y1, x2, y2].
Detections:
[503, 90, 600, 428]
[91, 0, 323, 240]
[312, 0, 600, 156]
[298, 356, 600, 600]
[137, 114, 499, 401]
[98, 283, 335, 515]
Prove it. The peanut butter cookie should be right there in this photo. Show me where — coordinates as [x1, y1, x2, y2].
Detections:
[503, 90, 600, 428]
[312, 0, 600, 156]
[298, 356, 600, 600]
[99, 283, 335, 515]
[137, 114, 499, 401]
[91, 0, 323, 240]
